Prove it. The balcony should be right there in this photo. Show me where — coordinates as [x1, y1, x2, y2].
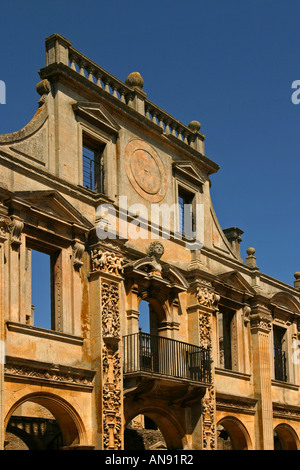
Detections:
[123, 332, 211, 385]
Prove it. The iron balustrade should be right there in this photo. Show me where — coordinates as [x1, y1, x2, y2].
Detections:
[274, 348, 287, 382]
[123, 332, 211, 384]
[82, 153, 104, 192]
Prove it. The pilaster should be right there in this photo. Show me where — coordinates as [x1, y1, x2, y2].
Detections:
[0, 213, 10, 450]
[250, 301, 273, 449]
[89, 244, 124, 450]
[187, 280, 220, 449]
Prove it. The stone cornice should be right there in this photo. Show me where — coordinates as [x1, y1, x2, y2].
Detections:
[4, 356, 95, 392]
[6, 321, 84, 345]
[273, 402, 300, 420]
[216, 392, 257, 415]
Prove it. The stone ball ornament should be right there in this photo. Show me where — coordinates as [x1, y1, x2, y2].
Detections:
[125, 72, 144, 89]
[188, 120, 201, 132]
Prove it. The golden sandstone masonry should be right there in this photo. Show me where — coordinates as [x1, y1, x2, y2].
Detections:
[0, 34, 299, 450]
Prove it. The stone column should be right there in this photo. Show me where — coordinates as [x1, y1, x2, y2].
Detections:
[187, 281, 220, 450]
[125, 279, 140, 335]
[89, 245, 124, 450]
[0, 214, 11, 450]
[250, 302, 273, 449]
[199, 307, 217, 451]
[0, 218, 7, 449]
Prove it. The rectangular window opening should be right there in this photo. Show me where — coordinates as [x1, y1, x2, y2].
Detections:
[218, 310, 234, 370]
[178, 187, 195, 237]
[30, 249, 52, 330]
[273, 325, 288, 382]
[82, 135, 105, 193]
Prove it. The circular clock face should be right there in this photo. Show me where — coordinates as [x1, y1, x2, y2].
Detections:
[124, 139, 167, 202]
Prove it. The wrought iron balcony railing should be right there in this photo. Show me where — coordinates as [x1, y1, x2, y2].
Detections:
[123, 332, 212, 385]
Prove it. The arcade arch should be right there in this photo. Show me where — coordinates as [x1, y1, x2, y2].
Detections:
[274, 423, 300, 450]
[124, 405, 187, 450]
[217, 416, 252, 450]
[5, 392, 86, 450]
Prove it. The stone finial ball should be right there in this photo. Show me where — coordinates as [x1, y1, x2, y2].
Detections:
[246, 247, 256, 256]
[36, 79, 51, 96]
[294, 272, 300, 280]
[125, 72, 144, 89]
[188, 120, 201, 132]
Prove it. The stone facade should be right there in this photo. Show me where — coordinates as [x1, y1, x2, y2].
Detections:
[0, 34, 299, 450]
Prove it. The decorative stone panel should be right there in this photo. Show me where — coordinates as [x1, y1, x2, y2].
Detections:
[101, 278, 123, 450]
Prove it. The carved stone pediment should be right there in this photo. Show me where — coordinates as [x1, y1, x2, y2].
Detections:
[216, 270, 255, 296]
[73, 101, 121, 135]
[172, 160, 205, 187]
[124, 258, 188, 293]
[13, 190, 93, 231]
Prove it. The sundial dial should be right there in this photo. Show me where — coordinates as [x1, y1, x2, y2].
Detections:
[124, 139, 167, 202]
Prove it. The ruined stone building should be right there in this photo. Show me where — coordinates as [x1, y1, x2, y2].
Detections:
[0, 34, 299, 450]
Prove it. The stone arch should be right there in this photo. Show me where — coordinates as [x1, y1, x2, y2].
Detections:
[217, 416, 252, 450]
[124, 403, 187, 450]
[5, 392, 86, 449]
[274, 423, 300, 450]
[271, 292, 300, 314]
[138, 294, 168, 326]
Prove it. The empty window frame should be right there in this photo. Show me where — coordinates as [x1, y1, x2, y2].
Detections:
[26, 243, 60, 331]
[178, 186, 196, 237]
[82, 134, 105, 192]
[218, 309, 234, 370]
[30, 249, 52, 329]
[273, 325, 288, 382]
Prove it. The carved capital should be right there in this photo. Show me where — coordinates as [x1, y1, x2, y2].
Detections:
[91, 247, 124, 276]
[196, 285, 220, 311]
[250, 312, 272, 333]
[0, 215, 12, 242]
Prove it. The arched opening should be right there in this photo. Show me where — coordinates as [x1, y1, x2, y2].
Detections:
[138, 298, 166, 337]
[274, 424, 300, 450]
[5, 393, 84, 450]
[124, 407, 185, 450]
[217, 424, 234, 450]
[217, 417, 251, 450]
[124, 414, 167, 450]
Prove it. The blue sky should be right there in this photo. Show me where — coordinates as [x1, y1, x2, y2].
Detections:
[0, 0, 299, 297]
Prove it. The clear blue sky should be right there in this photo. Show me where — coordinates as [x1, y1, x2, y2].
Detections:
[0, 0, 299, 295]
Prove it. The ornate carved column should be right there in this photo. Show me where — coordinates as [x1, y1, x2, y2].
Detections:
[250, 300, 273, 449]
[90, 244, 124, 450]
[197, 284, 220, 450]
[187, 280, 220, 450]
[0, 214, 10, 450]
